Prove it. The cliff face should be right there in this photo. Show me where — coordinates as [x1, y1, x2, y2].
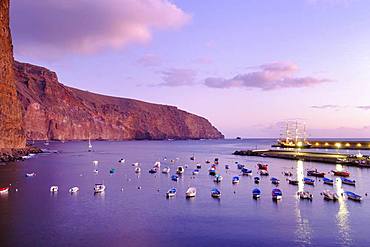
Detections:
[0, 0, 25, 148]
[15, 61, 224, 140]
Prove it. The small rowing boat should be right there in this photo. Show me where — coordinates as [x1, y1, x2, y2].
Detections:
[196, 164, 202, 169]
[237, 163, 245, 169]
[214, 174, 223, 183]
[260, 170, 269, 176]
[307, 169, 325, 177]
[254, 176, 260, 184]
[323, 177, 334, 186]
[186, 187, 197, 198]
[69, 186, 79, 193]
[232, 176, 240, 184]
[283, 171, 293, 176]
[211, 188, 221, 198]
[94, 184, 106, 193]
[135, 167, 141, 173]
[149, 168, 157, 174]
[25, 172, 36, 177]
[162, 167, 170, 174]
[252, 188, 261, 199]
[241, 167, 252, 176]
[288, 179, 299, 185]
[297, 191, 313, 200]
[304, 177, 315, 186]
[344, 191, 362, 202]
[270, 177, 280, 185]
[171, 174, 179, 182]
[166, 188, 177, 198]
[272, 188, 282, 200]
[192, 169, 200, 175]
[332, 170, 350, 177]
[50, 185, 59, 193]
[340, 177, 356, 186]
[209, 167, 216, 176]
[322, 190, 339, 201]
[176, 166, 184, 174]
[257, 163, 268, 170]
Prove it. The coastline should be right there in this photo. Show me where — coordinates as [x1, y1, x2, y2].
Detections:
[0, 145, 42, 162]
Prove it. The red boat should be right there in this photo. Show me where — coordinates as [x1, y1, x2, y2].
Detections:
[257, 163, 268, 170]
[0, 187, 9, 193]
[331, 170, 350, 177]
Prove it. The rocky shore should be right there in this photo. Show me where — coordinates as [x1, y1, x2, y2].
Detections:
[0, 146, 42, 163]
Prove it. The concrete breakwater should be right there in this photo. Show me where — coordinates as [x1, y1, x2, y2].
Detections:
[233, 149, 370, 167]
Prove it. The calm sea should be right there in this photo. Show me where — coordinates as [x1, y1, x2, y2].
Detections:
[1, 139, 370, 247]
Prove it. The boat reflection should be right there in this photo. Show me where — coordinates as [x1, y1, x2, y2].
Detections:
[335, 178, 352, 246]
[294, 160, 312, 245]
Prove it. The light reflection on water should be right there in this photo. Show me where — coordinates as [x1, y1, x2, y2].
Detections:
[295, 160, 312, 246]
[335, 177, 352, 246]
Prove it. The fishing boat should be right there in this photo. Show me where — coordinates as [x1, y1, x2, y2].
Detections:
[109, 168, 116, 174]
[237, 163, 245, 169]
[149, 168, 157, 174]
[307, 169, 325, 177]
[241, 167, 252, 176]
[272, 188, 283, 200]
[196, 164, 202, 169]
[344, 191, 362, 202]
[283, 171, 293, 176]
[25, 172, 36, 177]
[260, 170, 269, 176]
[134, 167, 141, 173]
[209, 167, 216, 176]
[288, 179, 299, 185]
[297, 191, 313, 200]
[171, 174, 179, 182]
[323, 177, 334, 185]
[211, 188, 221, 198]
[322, 190, 339, 201]
[162, 167, 171, 174]
[166, 188, 177, 198]
[69, 187, 79, 193]
[176, 166, 184, 174]
[214, 174, 223, 183]
[254, 176, 260, 184]
[304, 177, 315, 186]
[153, 161, 161, 169]
[225, 164, 230, 170]
[192, 169, 200, 175]
[232, 176, 240, 184]
[270, 177, 280, 185]
[186, 187, 197, 198]
[94, 184, 106, 193]
[0, 187, 9, 193]
[252, 188, 261, 199]
[332, 170, 350, 177]
[50, 186, 59, 193]
[257, 163, 268, 170]
[340, 177, 356, 186]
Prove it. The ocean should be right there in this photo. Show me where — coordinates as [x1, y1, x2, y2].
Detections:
[0, 139, 370, 247]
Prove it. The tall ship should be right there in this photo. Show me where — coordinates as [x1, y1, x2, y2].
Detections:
[272, 121, 312, 149]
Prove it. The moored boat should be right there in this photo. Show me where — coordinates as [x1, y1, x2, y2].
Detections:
[332, 170, 350, 177]
[171, 174, 179, 182]
[118, 158, 125, 163]
[257, 163, 268, 170]
[211, 188, 221, 198]
[344, 191, 362, 202]
[186, 187, 197, 198]
[323, 177, 334, 185]
[260, 170, 269, 176]
[254, 176, 260, 184]
[109, 168, 116, 174]
[192, 169, 200, 175]
[297, 191, 313, 200]
[166, 188, 177, 198]
[288, 179, 299, 185]
[196, 164, 202, 169]
[153, 161, 161, 169]
[340, 177, 356, 186]
[283, 171, 293, 176]
[303, 177, 315, 186]
[94, 184, 106, 193]
[176, 166, 184, 174]
[322, 190, 339, 201]
[252, 188, 261, 199]
[69, 186, 79, 193]
[135, 167, 141, 173]
[209, 167, 216, 176]
[149, 168, 158, 174]
[241, 167, 252, 176]
[237, 163, 245, 169]
[214, 174, 223, 183]
[232, 176, 240, 184]
[270, 177, 280, 185]
[272, 188, 283, 200]
[25, 172, 36, 177]
[162, 167, 171, 174]
[307, 169, 325, 177]
[225, 164, 230, 170]
[50, 185, 59, 193]
[0, 187, 10, 193]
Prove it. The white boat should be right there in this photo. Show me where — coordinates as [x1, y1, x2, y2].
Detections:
[153, 161, 161, 169]
[186, 187, 197, 198]
[297, 191, 313, 200]
[132, 162, 140, 167]
[94, 184, 106, 193]
[93, 169, 99, 174]
[176, 166, 184, 174]
[69, 187, 79, 193]
[162, 167, 170, 174]
[135, 167, 141, 173]
[192, 169, 200, 175]
[0, 187, 9, 193]
[118, 158, 125, 163]
[166, 188, 177, 198]
[25, 172, 36, 177]
[322, 190, 339, 201]
[50, 186, 59, 192]
[92, 160, 99, 165]
[88, 138, 92, 151]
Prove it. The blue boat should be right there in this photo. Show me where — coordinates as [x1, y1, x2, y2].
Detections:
[252, 188, 261, 199]
[344, 191, 362, 202]
[241, 167, 252, 175]
[171, 174, 179, 181]
[270, 177, 280, 185]
[272, 188, 282, 200]
[109, 168, 116, 174]
[166, 188, 177, 197]
[211, 188, 221, 198]
[254, 176, 260, 184]
[304, 177, 315, 185]
[232, 176, 240, 184]
[341, 177, 356, 186]
[237, 163, 245, 169]
[192, 169, 200, 175]
[323, 177, 334, 185]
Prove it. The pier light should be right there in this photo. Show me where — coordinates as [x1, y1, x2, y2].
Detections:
[357, 143, 362, 147]
[335, 143, 341, 149]
[297, 141, 303, 147]
[345, 143, 350, 147]
[315, 142, 320, 146]
[325, 142, 329, 146]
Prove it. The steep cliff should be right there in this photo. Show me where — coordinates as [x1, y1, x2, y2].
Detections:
[15, 61, 224, 140]
[0, 0, 25, 148]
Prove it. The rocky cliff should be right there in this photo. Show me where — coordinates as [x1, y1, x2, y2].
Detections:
[0, 0, 25, 149]
[15, 61, 224, 140]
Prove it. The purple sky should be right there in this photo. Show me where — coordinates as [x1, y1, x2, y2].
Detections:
[10, 0, 370, 138]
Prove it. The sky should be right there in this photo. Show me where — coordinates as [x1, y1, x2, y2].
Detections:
[9, 0, 370, 138]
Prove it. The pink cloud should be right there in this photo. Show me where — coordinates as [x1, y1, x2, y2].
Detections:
[11, 0, 190, 56]
[158, 68, 197, 87]
[204, 62, 330, 90]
